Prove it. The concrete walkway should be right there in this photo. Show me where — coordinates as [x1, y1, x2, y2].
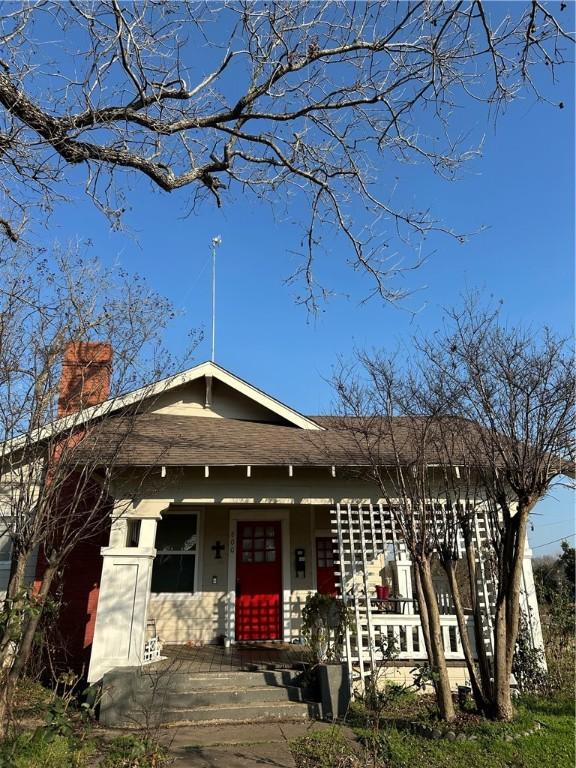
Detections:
[159, 720, 337, 767]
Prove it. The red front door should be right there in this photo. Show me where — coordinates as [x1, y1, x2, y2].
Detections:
[316, 537, 337, 595]
[236, 521, 282, 641]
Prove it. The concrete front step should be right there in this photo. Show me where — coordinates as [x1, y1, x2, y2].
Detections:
[136, 684, 305, 708]
[114, 700, 321, 728]
[115, 669, 307, 691]
[140, 665, 303, 691]
[100, 666, 320, 728]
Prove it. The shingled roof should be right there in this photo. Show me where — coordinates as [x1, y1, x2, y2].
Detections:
[71, 412, 482, 468]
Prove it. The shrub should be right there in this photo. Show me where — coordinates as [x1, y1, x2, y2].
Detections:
[290, 727, 359, 768]
[512, 618, 548, 694]
[0, 730, 93, 768]
[301, 594, 351, 664]
[101, 734, 169, 768]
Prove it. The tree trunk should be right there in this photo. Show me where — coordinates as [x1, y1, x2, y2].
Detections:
[0, 563, 58, 737]
[0, 547, 32, 669]
[9, 563, 58, 682]
[443, 559, 489, 713]
[492, 509, 529, 720]
[418, 557, 455, 721]
[492, 595, 511, 720]
[462, 528, 493, 699]
[414, 567, 434, 665]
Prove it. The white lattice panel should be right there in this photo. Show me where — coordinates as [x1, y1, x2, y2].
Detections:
[330, 502, 498, 696]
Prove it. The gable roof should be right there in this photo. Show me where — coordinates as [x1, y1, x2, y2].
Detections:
[72, 411, 573, 478]
[2, 361, 324, 455]
[118, 361, 323, 430]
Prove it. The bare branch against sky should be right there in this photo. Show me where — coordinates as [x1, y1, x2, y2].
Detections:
[0, 2, 573, 307]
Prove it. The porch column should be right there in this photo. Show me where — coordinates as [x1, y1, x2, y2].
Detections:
[520, 542, 547, 669]
[392, 547, 414, 614]
[87, 513, 159, 682]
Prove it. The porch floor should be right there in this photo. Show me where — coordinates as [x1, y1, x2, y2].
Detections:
[160, 643, 310, 673]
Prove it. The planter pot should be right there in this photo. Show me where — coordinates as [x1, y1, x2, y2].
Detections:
[457, 685, 472, 707]
[375, 584, 391, 600]
[317, 662, 350, 721]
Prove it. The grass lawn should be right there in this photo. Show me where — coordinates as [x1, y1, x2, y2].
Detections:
[366, 696, 575, 768]
[292, 695, 574, 768]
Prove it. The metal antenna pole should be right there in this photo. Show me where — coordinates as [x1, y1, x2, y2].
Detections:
[211, 235, 221, 362]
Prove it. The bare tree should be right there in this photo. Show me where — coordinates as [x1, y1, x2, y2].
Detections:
[0, 245, 197, 733]
[0, 2, 572, 306]
[334, 302, 574, 721]
[332, 363, 458, 721]
[404, 408, 494, 713]
[416, 301, 575, 720]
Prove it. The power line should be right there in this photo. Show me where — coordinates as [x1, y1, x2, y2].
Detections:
[532, 533, 575, 549]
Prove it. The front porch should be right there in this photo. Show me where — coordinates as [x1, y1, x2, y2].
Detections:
[87, 499, 474, 685]
[160, 642, 310, 673]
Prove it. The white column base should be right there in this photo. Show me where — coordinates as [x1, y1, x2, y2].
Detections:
[392, 557, 414, 613]
[87, 547, 156, 683]
[521, 545, 547, 671]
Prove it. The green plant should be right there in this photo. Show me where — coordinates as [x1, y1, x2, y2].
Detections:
[361, 635, 400, 717]
[44, 698, 74, 738]
[0, 730, 93, 768]
[301, 593, 351, 664]
[512, 618, 547, 694]
[290, 727, 359, 768]
[101, 734, 169, 768]
[79, 683, 101, 723]
[410, 662, 440, 693]
[0, 590, 56, 652]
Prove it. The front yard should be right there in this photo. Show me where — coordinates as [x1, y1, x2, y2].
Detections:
[1, 677, 574, 768]
[291, 694, 575, 768]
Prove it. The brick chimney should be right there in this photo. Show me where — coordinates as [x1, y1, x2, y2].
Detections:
[58, 341, 113, 417]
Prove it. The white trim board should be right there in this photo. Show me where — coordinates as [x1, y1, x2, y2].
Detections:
[149, 506, 204, 599]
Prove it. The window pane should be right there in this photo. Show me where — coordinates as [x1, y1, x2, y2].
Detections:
[242, 551, 253, 562]
[254, 551, 264, 562]
[265, 550, 276, 562]
[254, 526, 264, 537]
[155, 515, 197, 552]
[242, 538, 252, 551]
[254, 538, 264, 550]
[265, 526, 274, 536]
[126, 519, 141, 548]
[0, 532, 12, 560]
[243, 526, 253, 537]
[151, 554, 195, 593]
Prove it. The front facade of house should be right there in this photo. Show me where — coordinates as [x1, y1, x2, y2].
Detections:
[82, 361, 544, 687]
[0, 355, 545, 691]
[85, 361, 399, 681]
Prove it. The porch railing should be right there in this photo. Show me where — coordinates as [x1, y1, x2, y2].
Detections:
[362, 612, 475, 661]
[346, 596, 475, 664]
[143, 636, 162, 665]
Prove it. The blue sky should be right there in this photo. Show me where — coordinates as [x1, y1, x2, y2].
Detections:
[35, 6, 575, 556]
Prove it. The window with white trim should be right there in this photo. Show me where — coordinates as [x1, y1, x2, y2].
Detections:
[0, 523, 12, 566]
[151, 514, 198, 593]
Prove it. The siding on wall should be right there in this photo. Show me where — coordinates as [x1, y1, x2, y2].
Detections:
[148, 506, 326, 645]
[146, 378, 289, 423]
